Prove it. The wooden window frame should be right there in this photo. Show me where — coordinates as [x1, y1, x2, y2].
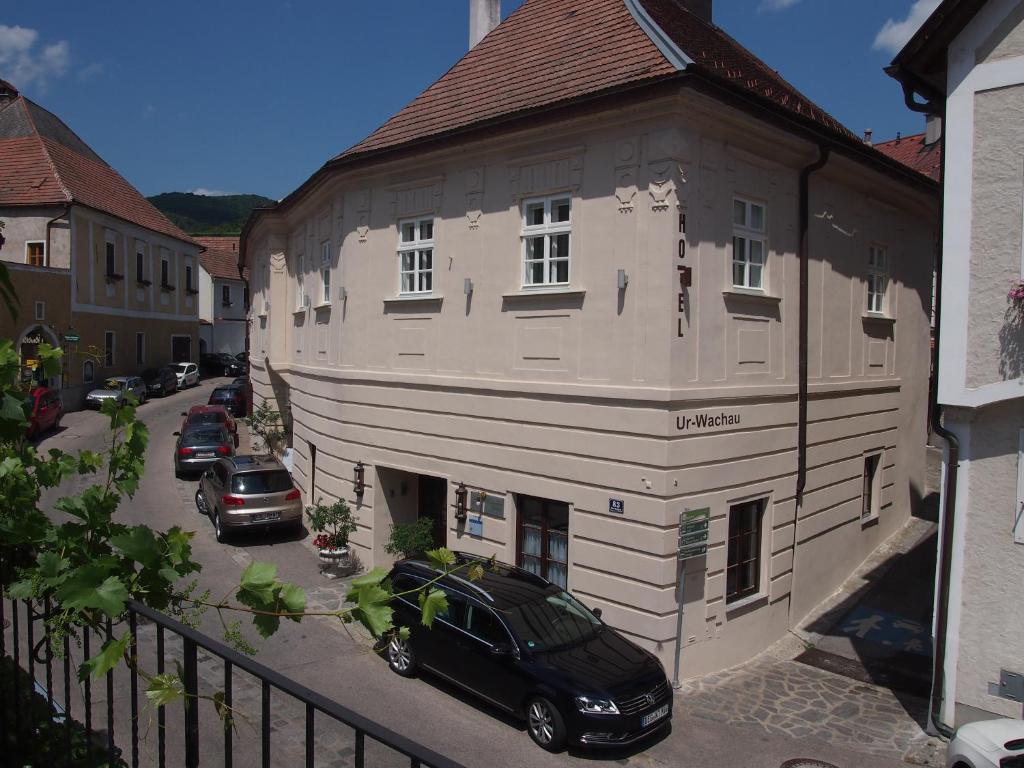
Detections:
[725, 498, 765, 604]
[25, 240, 46, 268]
[515, 495, 569, 589]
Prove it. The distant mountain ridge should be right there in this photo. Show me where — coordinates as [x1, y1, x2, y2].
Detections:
[147, 192, 276, 235]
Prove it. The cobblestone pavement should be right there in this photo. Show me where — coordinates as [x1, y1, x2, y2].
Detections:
[678, 634, 944, 766]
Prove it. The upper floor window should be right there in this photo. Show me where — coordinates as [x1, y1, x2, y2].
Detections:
[732, 198, 766, 290]
[867, 245, 887, 313]
[26, 241, 46, 267]
[522, 196, 570, 287]
[296, 254, 306, 308]
[322, 268, 331, 304]
[185, 264, 193, 292]
[398, 218, 433, 294]
[105, 240, 116, 277]
[222, 285, 232, 306]
[321, 240, 331, 266]
[161, 258, 170, 287]
[136, 249, 145, 282]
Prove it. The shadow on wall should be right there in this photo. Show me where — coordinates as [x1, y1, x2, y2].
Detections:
[998, 308, 1024, 380]
[265, 356, 294, 448]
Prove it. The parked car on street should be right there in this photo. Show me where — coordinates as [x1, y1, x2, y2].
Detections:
[141, 366, 178, 397]
[173, 425, 234, 478]
[946, 718, 1024, 768]
[173, 362, 200, 388]
[385, 555, 672, 752]
[194, 455, 302, 542]
[200, 353, 245, 378]
[181, 405, 238, 447]
[209, 384, 247, 418]
[24, 386, 63, 438]
[86, 376, 147, 408]
[232, 375, 249, 387]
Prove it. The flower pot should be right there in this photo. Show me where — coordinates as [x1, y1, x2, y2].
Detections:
[317, 545, 350, 568]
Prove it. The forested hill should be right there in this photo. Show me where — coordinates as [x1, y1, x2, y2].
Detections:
[147, 192, 276, 235]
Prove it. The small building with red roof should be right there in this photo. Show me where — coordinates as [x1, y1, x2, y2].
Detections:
[0, 79, 201, 406]
[195, 235, 248, 357]
[242, 0, 939, 677]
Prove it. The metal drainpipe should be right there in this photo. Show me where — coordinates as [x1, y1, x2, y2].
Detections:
[797, 146, 830, 503]
[45, 204, 71, 267]
[927, 105, 957, 740]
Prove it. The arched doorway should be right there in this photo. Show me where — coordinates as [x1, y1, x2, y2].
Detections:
[18, 325, 61, 389]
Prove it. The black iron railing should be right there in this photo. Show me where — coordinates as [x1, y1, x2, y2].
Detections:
[1, 594, 464, 768]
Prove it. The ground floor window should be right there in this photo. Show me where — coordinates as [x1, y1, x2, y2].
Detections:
[104, 331, 115, 367]
[171, 335, 192, 364]
[862, 453, 881, 520]
[517, 495, 569, 588]
[726, 498, 765, 604]
[136, 332, 145, 365]
[83, 360, 95, 384]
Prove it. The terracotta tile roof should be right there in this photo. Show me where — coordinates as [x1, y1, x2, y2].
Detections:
[0, 87, 195, 246]
[340, 0, 857, 160]
[196, 236, 247, 280]
[873, 133, 941, 182]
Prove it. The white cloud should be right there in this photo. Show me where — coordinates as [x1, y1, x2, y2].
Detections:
[189, 188, 236, 197]
[758, 0, 801, 11]
[77, 61, 103, 81]
[873, 0, 941, 55]
[0, 25, 69, 88]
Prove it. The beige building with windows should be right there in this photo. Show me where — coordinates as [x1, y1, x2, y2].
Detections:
[888, 0, 1024, 729]
[243, 0, 938, 675]
[0, 79, 200, 407]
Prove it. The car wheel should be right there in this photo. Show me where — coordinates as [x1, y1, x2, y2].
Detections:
[386, 633, 417, 677]
[213, 511, 228, 543]
[195, 489, 208, 514]
[526, 697, 567, 752]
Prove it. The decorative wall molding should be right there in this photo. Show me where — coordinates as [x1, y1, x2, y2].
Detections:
[648, 129, 689, 213]
[466, 166, 484, 230]
[508, 147, 585, 201]
[355, 189, 371, 243]
[615, 138, 640, 214]
[389, 177, 444, 220]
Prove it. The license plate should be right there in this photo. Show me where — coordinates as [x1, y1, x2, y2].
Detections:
[641, 704, 668, 728]
[253, 512, 280, 522]
[197, 452, 214, 458]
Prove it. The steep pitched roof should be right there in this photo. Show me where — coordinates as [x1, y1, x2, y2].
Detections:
[196, 236, 247, 280]
[341, 0, 857, 160]
[873, 133, 942, 182]
[0, 85, 196, 246]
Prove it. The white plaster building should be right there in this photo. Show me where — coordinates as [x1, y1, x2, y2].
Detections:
[196, 236, 247, 357]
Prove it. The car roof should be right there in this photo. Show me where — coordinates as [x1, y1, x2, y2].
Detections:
[224, 454, 285, 472]
[396, 554, 556, 611]
[188, 405, 228, 415]
[106, 376, 131, 382]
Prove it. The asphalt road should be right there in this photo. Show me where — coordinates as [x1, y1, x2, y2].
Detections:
[31, 380, 911, 768]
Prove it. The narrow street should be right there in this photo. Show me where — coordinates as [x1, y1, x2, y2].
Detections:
[29, 383, 929, 768]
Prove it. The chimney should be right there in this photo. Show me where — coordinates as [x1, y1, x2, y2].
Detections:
[469, 0, 501, 48]
[863, 128, 873, 146]
[678, 0, 712, 23]
[924, 113, 943, 146]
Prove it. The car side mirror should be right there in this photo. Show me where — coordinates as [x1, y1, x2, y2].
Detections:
[490, 643, 513, 658]
[592, 608, 603, 619]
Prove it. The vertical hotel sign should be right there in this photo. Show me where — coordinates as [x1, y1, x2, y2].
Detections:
[677, 208, 691, 339]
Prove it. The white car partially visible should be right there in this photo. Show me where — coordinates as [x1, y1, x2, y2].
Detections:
[173, 362, 199, 388]
[947, 718, 1024, 768]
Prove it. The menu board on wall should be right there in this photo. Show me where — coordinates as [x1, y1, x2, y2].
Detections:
[470, 491, 505, 519]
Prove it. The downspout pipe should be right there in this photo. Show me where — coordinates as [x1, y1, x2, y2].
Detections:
[45, 204, 71, 268]
[928, 101, 957, 740]
[797, 145, 830, 503]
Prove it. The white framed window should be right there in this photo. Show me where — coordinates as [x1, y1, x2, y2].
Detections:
[862, 451, 882, 522]
[135, 332, 145, 365]
[295, 254, 306, 308]
[867, 245, 888, 314]
[521, 196, 571, 287]
[25, 241, 46, 267]
[398, 218, 434, 294]
[104, 331, 115, 367]
[160, 257, 170, 287]
[321, 239, 331, 266]
[322, 268, 331, 304]
[732, 198, 766, 290]
[221, 285, 232, 306]
[34, 301, 45, 321]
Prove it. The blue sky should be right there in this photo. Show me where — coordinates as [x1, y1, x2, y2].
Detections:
[0, 0, 938, 201]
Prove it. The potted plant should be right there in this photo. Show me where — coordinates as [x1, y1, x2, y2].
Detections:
[306, 497, 358, 571]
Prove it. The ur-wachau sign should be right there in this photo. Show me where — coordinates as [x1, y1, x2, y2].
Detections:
[675, 412, 742, 431]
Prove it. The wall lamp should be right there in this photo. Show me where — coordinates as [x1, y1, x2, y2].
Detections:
[464, 278, 474, 296]
[455, 482, 468, 521]
[617, 269, 629, 290]
[353, 461, 366, 496]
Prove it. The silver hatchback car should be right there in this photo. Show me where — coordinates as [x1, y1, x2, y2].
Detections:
[85, 376, 147, 408]
[195, 455, 302, 542]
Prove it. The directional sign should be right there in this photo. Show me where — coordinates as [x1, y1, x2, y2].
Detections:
[678, 507, 710, 561]
[63, 333, 80, 343]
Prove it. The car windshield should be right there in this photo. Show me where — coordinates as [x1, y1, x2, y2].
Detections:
[231, 470, 292, 495]
[183, 428, 227, 445]
[188, 413, 225, 426]
[500, 590, 602, 652]
[211, 388, 236, 399]
[103, 379, 124, 390]
[173, 364, 188, 372]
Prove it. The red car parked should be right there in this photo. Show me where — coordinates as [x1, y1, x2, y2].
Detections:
[25, 387, 63, 439]
[181, 405, 238, 447]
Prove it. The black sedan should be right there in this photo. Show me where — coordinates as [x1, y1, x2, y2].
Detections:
[385, 556, 672, 752]
[141, 366, 178, 397]
[173, 425, 233, 478]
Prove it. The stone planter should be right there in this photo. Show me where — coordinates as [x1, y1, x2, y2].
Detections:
[317, 545, 352, 576]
